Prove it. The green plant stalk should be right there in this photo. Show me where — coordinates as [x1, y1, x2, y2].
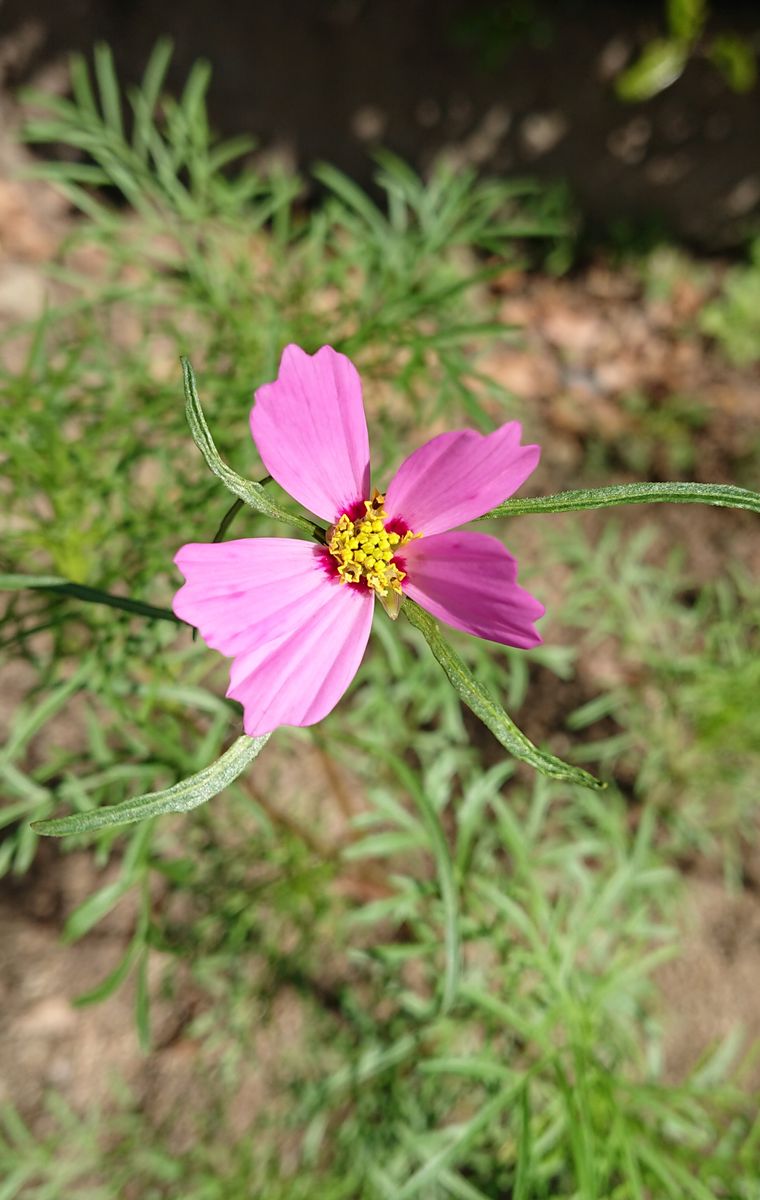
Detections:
[482, 481, 760, 520]
[0, 575, 180, 624]
[32, 733, 270, 835]
[365, 741, 462, 1012]
[403, 599, 604, 791]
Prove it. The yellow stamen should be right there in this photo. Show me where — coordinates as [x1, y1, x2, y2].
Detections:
[326, 491, 420, 619]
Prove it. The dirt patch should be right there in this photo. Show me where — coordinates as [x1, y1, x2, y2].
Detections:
[484, 259, 760, 499]
[0, 835, 319, 1146]
[2, 1, 760, 244]
[0, 892, 184, 1118]
[657, 873, 760, 1089]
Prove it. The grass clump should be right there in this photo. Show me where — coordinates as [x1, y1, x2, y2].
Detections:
[700, 238, 760, 366]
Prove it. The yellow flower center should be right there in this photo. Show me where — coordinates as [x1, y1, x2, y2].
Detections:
[327, 491, 419, 619]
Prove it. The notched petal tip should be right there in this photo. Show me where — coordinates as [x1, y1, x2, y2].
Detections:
[249, 343, 371, 523]
[385, 421, 542, 536]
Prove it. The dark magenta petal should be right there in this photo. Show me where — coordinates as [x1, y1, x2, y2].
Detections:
[402, 530, 544, 649]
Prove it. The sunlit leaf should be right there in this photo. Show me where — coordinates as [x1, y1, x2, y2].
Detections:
[0, 575, 180, 624]
[616, 39, 688, 102]
[667, 0, 706, 43]
[32, 733, 270, 835]
[482, 481, 760, 520]
[709, 34, 757, 94]
[403, 599, 604, 791]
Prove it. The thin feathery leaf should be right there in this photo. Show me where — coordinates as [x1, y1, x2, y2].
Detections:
[403, 599, 604, 791]
[0, 575, 180, 624]
[32, 734, 269, 836]
[182, 357, 323, 539]
[482, 481, 760, 520]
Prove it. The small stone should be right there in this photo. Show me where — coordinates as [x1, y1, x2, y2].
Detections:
[607, 117, 652, 165]
[520, 111, 567, 158]
[645, 153, 692, 186]
[14, 996, 76, 1037]
[724, 175, 760, 217]
[351, 105, 387, 142]
[0, 262, 48, 320]
[597, 36, 631, 81]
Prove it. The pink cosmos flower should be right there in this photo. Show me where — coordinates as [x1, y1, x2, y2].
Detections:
[173, 345, 544, 736]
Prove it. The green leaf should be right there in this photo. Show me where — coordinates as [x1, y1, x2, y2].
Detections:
[343, 831, 425, 859]
[32, 733, 270, 836]
[372, 746, 462, 1013]
[130, 37, 174, 161]
[68, 52, 98, 117]
[513, 1084, 533, 1200]
[482, 480, 760, 521]
[93, 43, 124, 136]
[73, 939, 139, 1006]
[0, 574, 180, 624]
[403, 600, 603, 791]
[616, 39, 688, 102]
[181, 357, 322, 539]
[1, 664, 92, 764]
[64, 820, 153, 939]
[709, 34, 757, 94]
[324, 1036, 419, 1096]
[135, 949, 151, 1051]
[0, 573, 67, 590]
[395, 1083, 520, 1199]
[667, 0, 706, 43]
[64, 876, 135, 941]
[436, 1169, 493, 1200]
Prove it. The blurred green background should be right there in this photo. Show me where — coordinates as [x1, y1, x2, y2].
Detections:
[1, 5, 760, 1197]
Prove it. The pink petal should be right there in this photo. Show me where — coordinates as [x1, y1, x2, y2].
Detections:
[250, 345, 371, 523]
[401, 531, 544, 649]
[384, 423, 539, 535]
[173, 538, 374, 734]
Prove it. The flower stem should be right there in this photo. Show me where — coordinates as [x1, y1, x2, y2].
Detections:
[482, 481, 760, 520]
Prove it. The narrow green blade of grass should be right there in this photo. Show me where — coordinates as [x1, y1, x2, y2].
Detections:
[1, 664, 92, 765]
[437, 1169, 494, 1200]
[369, 744, 461, 1013]
[512, 1083, 533, 1200]
[0, 573, 69, 590]
[73, 940, 140, 1007]
[403, 599, 603, 791]
[396, 1083, 519, 1200]
[32, 733, 270, 835]
[93, 43, 124, 136]
[324, 1036, 420, 1096]
[0, 575, 180, 624]
[482, 481, 760, 520]
[130, 37, 174, 161]
[182, 357, 323, 539]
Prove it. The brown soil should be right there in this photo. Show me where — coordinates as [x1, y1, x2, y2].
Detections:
[2, 0, 760, 245]
[657, 872, 760, 1088]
